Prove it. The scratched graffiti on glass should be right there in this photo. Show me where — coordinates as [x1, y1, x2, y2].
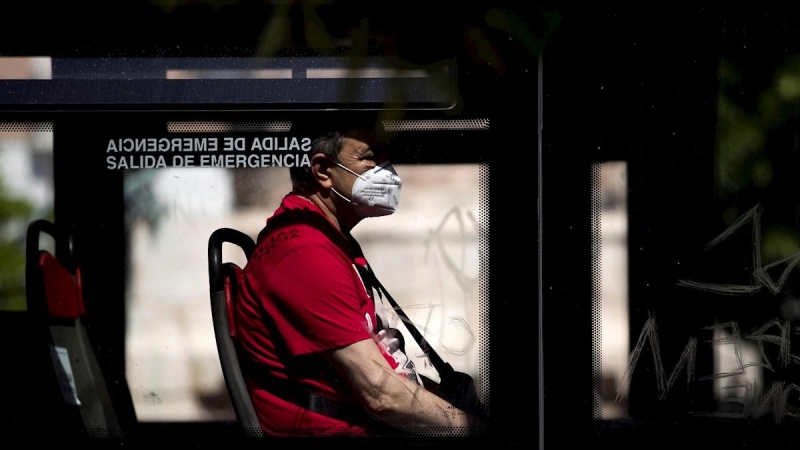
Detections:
[601, 197, 800, 423]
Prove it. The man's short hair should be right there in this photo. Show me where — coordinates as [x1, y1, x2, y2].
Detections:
[289, 131, 345, 193]
[289, 125, 388, 193]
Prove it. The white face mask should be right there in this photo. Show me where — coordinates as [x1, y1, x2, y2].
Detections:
[331, 160, 402, 217]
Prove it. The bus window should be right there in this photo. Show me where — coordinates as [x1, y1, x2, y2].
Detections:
[123, 160, 486, 422]
[0, 120, 53, 311]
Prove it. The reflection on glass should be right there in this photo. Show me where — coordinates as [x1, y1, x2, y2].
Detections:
[0, 57, 51, 80]
[166, 69, 293, 79]
[596, 161, 629, 419]
[712, 326, 762, 414]
[305, 68, 432, 79]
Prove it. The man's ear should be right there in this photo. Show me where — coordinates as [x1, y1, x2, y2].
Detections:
[311, 153, 333, 189]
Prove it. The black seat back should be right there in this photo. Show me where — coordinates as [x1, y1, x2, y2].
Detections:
[25, 219, 131, 438]
[207, 227, 262, 438]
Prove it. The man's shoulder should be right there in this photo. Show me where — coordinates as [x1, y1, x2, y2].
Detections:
[245, 203, 353, 277]
[251, 220, 333, 261]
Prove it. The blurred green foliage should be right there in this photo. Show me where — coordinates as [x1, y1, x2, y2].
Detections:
[0, 180, 34, 311]
[717, 55, 800, 266]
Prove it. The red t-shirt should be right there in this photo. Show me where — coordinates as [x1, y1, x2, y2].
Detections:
[236, 194, 383, 436]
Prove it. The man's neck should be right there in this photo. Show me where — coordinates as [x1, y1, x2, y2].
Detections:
[303, 191, 361, 234]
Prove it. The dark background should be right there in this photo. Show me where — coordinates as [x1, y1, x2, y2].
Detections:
[3, 1, 800, 449]
[543, 3, 800, 449]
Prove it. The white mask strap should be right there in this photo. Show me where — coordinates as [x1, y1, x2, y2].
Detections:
[334, 161, 366, 181]
[330, 187, 352, 203]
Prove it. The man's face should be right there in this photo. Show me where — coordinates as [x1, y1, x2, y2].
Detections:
[330, 137, 384, 200]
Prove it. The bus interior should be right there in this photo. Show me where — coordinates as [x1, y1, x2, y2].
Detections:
[0, 1, 539, 447]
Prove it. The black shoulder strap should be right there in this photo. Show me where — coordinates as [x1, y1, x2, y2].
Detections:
[364, 266, 489, 421]
[360, 265, 455, 380]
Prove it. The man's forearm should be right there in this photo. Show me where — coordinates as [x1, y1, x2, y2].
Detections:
[329, 338, 482, 435]
[365, 361, 477, 435]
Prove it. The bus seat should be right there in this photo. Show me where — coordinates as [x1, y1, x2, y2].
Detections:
[25, 219, 130, 438]
[207, 227, 263, 438]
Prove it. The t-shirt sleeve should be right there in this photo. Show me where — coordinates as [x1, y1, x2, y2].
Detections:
[258, 243, 374, 356]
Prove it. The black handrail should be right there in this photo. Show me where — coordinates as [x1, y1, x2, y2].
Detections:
[208, 228, 255, 294]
